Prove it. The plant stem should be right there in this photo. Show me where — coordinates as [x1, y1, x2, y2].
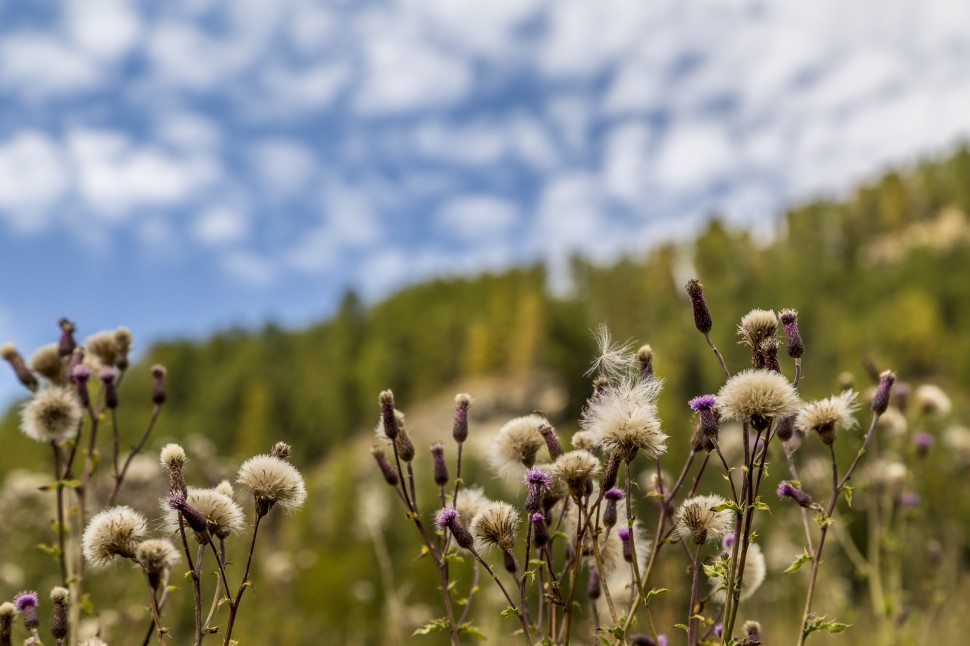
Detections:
[107, 403, 162, 506]
[141, 570, 167, 645]
[223, 512, 263, 646]
[704, 333, 731, 379]
[469, 548, 532, 644]
[51, 442, 69, 587]
[687, 543, 703, 646]
[624, 463, 660, 646]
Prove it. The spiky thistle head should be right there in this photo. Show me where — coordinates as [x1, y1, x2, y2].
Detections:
[685, 279, 713, 335]
[82, 506, 147, 566]
[20, 386, 82, 443]
[237, 453, 307, 516]
[778, 308, 804, 359]
[471, 501, 519, 552]
[571, 431, 596, 451]
[50, 586, 69, 640]
[549, 450, 601, 497]
[490, 414, 548, 480]
[716, 369, 800, 430]
[453, 393, 472, 443]
[29, 343, 63, 383]
[84, 331, 119, 368]
[795, 390, 860, 445]
[674, 495, 734, 544]
[581, 377, 666, 462]
[776, 481, 814, 508]
[737, 309, 778, 350]
[136, 538, 181, 589]
[163, 486, 245, 541]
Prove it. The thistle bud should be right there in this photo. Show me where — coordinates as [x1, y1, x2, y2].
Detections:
[637, 344, 655, 381]
[1, 343, 38, 392]
[100, 368, 118, 409]
[430, 442, 448, 487]
[160, 443, 188, 496]
[270, 441, 291, 460]
[603, 488, 624, 528]
[168, 492, 210, 539]
[685, 279, 713, 335]
[742, 620, 762, 644]
[114, 326, 133, 371]
[150, 364, 167, 405]
[618, 527, 633, 563]
[539, 423, 563, 460]
[531, 513, 549, 547]
[776, 481, 814, 508]
[600, 454, 619, 491]
[524, 469, 551, 513]
[72, 364, 92, 408]
[395, 425, 415, 463]
[587, 565, 601, 600]
[50, 587, 69, 641]
[58, 319, 77, 357]
[378, 390, 398, 440]
[778, 309, 803, 359]
[871, 370, 896, 416]
[13, 591, 39, 631]
[502, 548, 517, 574]
[371, 446, 398, 486]
[453, 393, 471, 444]
[690, 419, 715, 453]
[434, 508, 474, 550]
[775, 414, 796, 442]
[914, 431, 933, 458]
[689, 395, 719, 439]
[760, 338, 781, 373]
[0, 602, 13, 646]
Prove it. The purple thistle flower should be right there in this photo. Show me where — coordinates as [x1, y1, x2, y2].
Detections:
[779, 308, 804, 359]
[99, 368, 118, 409]
[538, 423, 563, 459]
[71, 364, 93, 407]
[617, 527, 633, 562]
[689, 394, 717, 411]
[871, 370, 896, 416]
[13, 591, 37, 612]
[722, 533, 734, 550]
[777, 480, 814, 508]
[914, 431, 934, 457]
[604, 487, 625, 501]
[685, 279, 713, 335]
[525, 468, 551, 488]
[603, 488, 625, 528]
[587, 565, 601, 599]
[532, 512, 550, 547]
[715, 624, 723, 637]
[371, 446, 399, 487]
[435, 507, 458, 531]
[525, 468, 551, 513]
[430, 442, 448, 487]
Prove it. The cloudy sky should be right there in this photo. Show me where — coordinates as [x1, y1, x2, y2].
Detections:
[1, 0, 970, 400]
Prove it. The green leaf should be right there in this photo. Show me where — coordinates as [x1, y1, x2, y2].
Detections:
[644, 587, 669, 604]
[501, 606, 520, 618]
[458, 623, 487, 641]
[843, 484, 854, 507]
[674, 623, 689, 632]
[412, 618, 451, 636]
[804, 615, 850, 637]
[712, 500, 743, 514]
[752, 496, 770, 512]
[785, 550, 813, 573]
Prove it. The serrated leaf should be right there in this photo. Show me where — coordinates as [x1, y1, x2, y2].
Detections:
[785, 550, 813, 573]
[843, 484, 853, 507]
[752, 497, 770, 512]
[412, 618, 451, 636]
[644, 587, 669, 604]
[501, 606, 519, 618]
[712, 500, 743, 514]
[804, 615, 850, 637]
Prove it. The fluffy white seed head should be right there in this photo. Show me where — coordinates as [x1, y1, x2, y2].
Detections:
[80, 638, 108, 646]
[737, 309, 778, 348]
[674, 495, 734, 545]
[84, 331, 119, 368]
[29, 343, 63, 383]
[489, 414, 548, 480]
[0, 342, 17, 361]
[795, 391, 860, 437]
[454, 486, 490, 524]
[163, 486, 245, 540]
[237, 454, 307, 513]
[549, 450, 601, 496]
[135, 539, 181, 584]
[570, 431, 596, 451]
[915, 384, 952, 417]
[581, 378, 666, 462]
[876, 406, 908, 437]
[215, 480, 234, 497]
[716, 369, 800, 424]
[20, 387, 82, 443]
[159, 444, 187, 470]
[471, 501, 519, 552]
[82, 506, 148, 567]
[50, 587, 70, 605]
[711, 542, 766, 603]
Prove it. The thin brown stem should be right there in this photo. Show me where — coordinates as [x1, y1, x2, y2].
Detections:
[107, 404, 162, 506]
[704, 333, 731, 379]
[223, 512, 263, 646]
[51, 442, 68, 587]
[687, 543, 703, 646]
[141, 569, 167, 645]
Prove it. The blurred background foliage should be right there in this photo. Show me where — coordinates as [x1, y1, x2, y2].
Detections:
[0, 147, 969, 644]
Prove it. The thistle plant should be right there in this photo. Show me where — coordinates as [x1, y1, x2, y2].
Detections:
[366, 278, 935, 645]
[0, 320, 306, 646]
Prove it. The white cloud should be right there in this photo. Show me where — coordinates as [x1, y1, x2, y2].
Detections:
[413, 117, 558, 169]
[652, 122, 735, 193]
[0, 35, 102, 97]
[434, 195, 519, 241]
[354, 27, 472, 113]
[221, 250, 277, 287]
[156, 113, 223, 152]
[601, 122, 654, 204]
[193, 207, 249, 246]
[249, 140, 318, 197]
[65, 0, 141, 62]
[0, 132, 70, 232]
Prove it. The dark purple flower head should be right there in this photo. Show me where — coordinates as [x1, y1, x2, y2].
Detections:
[871, 370, 896, 416]
[685, 279, 713, 335]
[899, 491, 920, 508]
[71, 365, 92, 381]
[604, 487, 625, 502]
[435, 507, 459, 530]
[430, 442, 449, 486]
[525, 468, 551, 489]
[722, 533, 734, 550]
[779, 308, 804, 359]
[531, 512, 544, 523]
[13, 591, 38, 611]
[98, 368, 116, 384]
[531, 512, 550, 546]
[914, 431, 934, 450]
[715, 624, 723, 637]
[617, 527, 631, 541]
[777, 480, 814, 508]
[689, 394, 716, 412]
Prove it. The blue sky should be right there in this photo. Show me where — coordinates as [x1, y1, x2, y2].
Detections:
[2, 0, 970, 402]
